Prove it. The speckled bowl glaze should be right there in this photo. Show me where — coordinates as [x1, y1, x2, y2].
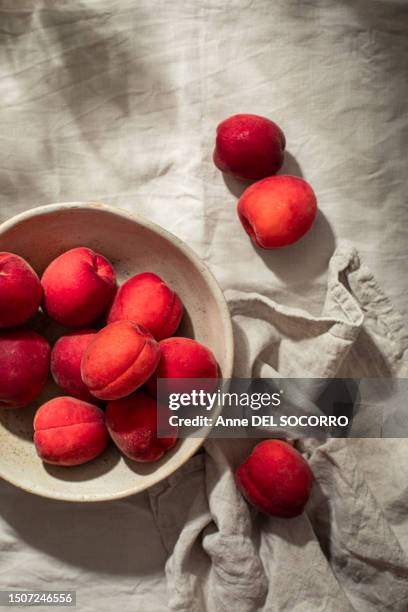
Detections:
[0, 203, 234, 502]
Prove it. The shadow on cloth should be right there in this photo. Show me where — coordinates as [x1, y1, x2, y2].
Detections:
[222, 151, 304, 199]
[222, 151, 335, 284]
[0, 479, 166, 575]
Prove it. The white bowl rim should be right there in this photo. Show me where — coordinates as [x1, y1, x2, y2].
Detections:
[0, 201, 234, 502]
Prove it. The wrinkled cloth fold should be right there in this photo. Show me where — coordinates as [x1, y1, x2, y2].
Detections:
[149, 244, 408, 612]
[1, 1, 408, 610]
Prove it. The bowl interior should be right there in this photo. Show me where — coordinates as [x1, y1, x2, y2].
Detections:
[0, 203, 233, 501]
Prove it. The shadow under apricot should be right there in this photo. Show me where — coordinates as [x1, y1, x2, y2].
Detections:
[222, 151, 304, 199]
[177, 307, 194, 339]
[252, 209, 336, 284]
[0, 377, 66, 442]
[43, 443, 120, 482]
[0, 404, 36, 443]
[123, 439, 181, 476]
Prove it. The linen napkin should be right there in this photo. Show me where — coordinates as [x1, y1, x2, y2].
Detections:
[149, 244, 408, 612]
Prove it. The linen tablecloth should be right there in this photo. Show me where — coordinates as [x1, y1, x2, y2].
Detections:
[0, 1, 407, 610]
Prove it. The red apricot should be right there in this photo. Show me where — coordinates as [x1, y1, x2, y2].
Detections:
[34, 397, 109, 466]
[0, 330, 50, 409]
[236, 440, 313, 518]
[213, 113, 285, 181]
[51, 329, 97, 402]
[41, 247, 116, 327]
[146, 337, 218, 396]
[106, 390, 177, 462]
[81, 320, 160, 401]
[0, 252, 42, 328]
[107, 272, 183, 341]
[237, 175, 317, 248]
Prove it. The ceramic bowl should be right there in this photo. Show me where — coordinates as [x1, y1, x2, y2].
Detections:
[0, 203, 233, 501]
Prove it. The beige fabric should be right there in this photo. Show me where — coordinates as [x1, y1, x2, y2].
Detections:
[0, 1, 408, 611]
[150, 245, 408, 612]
